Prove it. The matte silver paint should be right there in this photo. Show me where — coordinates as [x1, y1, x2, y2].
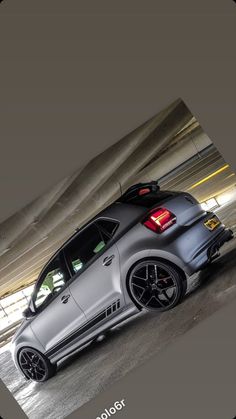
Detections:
[11, 190, 233, 378]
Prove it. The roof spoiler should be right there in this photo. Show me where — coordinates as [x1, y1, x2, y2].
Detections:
[118, 181, 160, 202]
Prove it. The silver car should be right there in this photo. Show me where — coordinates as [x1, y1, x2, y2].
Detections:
[11, 181, 233, 382]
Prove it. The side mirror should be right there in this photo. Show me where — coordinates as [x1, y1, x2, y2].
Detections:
[22, 306, 35, 319]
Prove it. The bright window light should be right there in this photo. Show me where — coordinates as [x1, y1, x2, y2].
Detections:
[205, 197, 218, 210]
[217, 189, 236, 206]
[201, 202, 208, 211]
[0, 284, 34, 332]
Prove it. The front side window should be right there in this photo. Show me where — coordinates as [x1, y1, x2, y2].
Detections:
[65, 223, 107, 275]
[33, 254, 68, 309]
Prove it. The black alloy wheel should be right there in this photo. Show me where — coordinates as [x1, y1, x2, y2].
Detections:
[18, 348, 56, 382]
[129, 259, 186, 312]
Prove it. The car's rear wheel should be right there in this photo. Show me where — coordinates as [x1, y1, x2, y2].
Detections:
[18, 347, 56, 382]
[128, 259, 186, 312]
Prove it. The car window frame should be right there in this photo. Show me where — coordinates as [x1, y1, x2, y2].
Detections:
[63, 218, 120, 282]
[31, 251, 70, 314]
[95, 217, 119, 240]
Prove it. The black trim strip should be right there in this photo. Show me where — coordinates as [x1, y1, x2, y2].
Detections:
[45, 299, 121, 358]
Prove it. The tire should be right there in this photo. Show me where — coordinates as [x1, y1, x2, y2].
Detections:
[128, 259, 187, 312]
[18, 347, 57, 382]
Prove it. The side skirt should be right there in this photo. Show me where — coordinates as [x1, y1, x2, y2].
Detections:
[46, 303, 139, 363]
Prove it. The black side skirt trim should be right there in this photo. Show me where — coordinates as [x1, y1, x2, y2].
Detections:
[45, 299, 120, 358]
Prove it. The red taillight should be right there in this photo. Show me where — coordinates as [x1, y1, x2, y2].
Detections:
[143, 208, 176, 233]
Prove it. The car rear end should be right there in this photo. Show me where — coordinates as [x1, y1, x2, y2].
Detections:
[117, 182, 234, 276]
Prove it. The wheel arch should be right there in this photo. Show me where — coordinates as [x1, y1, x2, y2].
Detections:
[12, 334, 46, 379]
[125, 256, 187, 310]
[16, 345, 56, 382]
[16, 344, 43, 379]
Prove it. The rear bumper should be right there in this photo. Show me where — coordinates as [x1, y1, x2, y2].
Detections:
[206, 228, 234, 260]
[184, 227, 234, 274]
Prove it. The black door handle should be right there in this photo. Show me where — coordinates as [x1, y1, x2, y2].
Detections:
[102, 255, 115, 266]
[61, 294, 70, 304]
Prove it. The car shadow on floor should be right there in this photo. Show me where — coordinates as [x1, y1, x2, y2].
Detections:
[56, 311, 147, 373]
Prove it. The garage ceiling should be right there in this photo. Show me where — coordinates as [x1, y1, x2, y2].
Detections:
[0, 2, 235, 299]
[0, 2, 236, 227]
[0, 99, 235, 298]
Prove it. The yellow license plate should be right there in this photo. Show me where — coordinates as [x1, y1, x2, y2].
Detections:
[204, 215, 221, 231]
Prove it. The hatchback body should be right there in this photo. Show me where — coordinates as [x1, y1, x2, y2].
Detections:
[11, 182, 233, 381]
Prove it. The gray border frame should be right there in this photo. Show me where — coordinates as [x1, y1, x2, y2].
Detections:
[0, 1, 235, 418]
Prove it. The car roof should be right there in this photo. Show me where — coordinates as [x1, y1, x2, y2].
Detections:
[62, 201, 146, 248]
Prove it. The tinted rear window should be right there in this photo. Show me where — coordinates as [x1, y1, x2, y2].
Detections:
[96, 219, 119, 237]
[64, 223, 107, 274]
[120, 191, 175, 208]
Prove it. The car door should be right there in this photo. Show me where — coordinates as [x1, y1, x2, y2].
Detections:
[64, 219, 125, 325]
[30, 252, 86, 353]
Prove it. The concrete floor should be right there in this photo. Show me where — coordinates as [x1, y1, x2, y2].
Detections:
[0, 201, 236, 419]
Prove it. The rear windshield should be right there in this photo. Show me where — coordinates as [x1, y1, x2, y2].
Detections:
[118, 191, 175, 208]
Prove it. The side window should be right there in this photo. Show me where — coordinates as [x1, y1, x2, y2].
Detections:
[34, 254, 68, 309]
[96, 219, 119, 238]
[65, 223, 106, 275]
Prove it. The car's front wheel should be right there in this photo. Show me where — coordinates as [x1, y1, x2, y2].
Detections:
[128, 259, 187, 312]
[18, 347, 56, 382]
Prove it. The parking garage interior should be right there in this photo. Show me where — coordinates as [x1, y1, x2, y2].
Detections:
[0, 99, 235, 419]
